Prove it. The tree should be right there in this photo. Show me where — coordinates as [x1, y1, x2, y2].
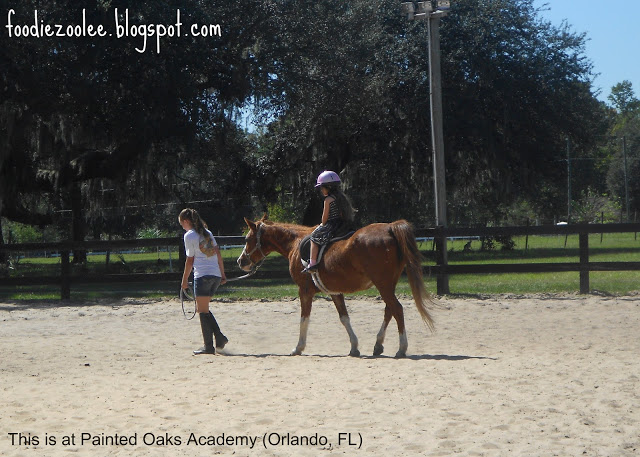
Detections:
[0, 0, 263, 250]
[606, 81, 640, 219]
[609, 80, 640, 115]
[250, 0, 607, 226]
[441, 0, 608, 223]
[0, 0, 613, 245]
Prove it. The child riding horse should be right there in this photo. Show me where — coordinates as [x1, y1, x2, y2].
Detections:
[238, 215, 436, 358]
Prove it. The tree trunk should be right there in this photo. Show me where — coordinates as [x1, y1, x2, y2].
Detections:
[71, 182, 87, 264]
[0, 212, 6, 263]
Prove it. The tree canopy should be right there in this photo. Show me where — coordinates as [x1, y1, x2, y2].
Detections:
[0, 0, 628, 249]
[1, 0, 262, 243]
[247, 0, 608, 225]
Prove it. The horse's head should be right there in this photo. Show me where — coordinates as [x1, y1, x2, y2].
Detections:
[237, 215, 269, 272]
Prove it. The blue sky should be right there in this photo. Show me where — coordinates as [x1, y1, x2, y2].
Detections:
[532, 1, 640, 104]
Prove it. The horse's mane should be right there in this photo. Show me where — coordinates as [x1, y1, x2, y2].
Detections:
[262, 220, 308, 228]
[261, 220, 314, 236]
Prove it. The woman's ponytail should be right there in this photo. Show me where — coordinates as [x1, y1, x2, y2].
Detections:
[179, 208, 208, 237]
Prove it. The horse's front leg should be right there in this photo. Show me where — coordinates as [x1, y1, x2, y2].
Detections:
[331, 294, 359, 357]
[291, 290, 314, 356]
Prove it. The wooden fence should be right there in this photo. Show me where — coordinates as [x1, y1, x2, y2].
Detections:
[0, 236, 244, 299]
[1, 223, 640, 298]
[420, 223, 640, 294]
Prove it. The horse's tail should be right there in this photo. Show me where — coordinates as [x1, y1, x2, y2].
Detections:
[390, 220, 436, 332]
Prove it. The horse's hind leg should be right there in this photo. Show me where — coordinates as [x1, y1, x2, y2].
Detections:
[292, 290, 314, 356]
[379, 290, 408, 358]
[373, 306, 393, 356]
[331, 294, 359, 357]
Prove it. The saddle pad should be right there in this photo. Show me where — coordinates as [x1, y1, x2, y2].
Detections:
[299, 230, 355, 265]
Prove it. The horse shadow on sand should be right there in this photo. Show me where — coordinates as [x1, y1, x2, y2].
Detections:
[219, 352, 497, 361]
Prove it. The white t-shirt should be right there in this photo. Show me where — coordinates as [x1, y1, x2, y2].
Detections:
[183, 229, 221, 278]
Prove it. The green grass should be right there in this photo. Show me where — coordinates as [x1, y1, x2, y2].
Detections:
[436, 233, 640, 264]
[2, 233, 639, 300]
[434, 233, 640, 295]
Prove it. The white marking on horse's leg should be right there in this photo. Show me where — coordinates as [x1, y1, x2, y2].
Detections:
[340, 315, 359, 357]
[396, 331, 408, 358]
[291, 317, 310, 356]
[376, 321, 387, 346]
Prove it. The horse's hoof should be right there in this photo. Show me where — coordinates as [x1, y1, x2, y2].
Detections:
[290, 349, 302, 356]
[394, 350, 407, 359]
[373, 344, 384, 356]
[349, 349, 360, 357]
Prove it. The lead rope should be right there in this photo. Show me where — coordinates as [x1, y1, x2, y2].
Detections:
[224, 259, 264, 282]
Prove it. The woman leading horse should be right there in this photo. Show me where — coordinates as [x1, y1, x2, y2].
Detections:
[237, 215, 436, 358]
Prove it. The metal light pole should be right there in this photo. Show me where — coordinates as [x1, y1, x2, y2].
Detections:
[622, 136, 630, 222]
[566, 137, 572, 223]
[428, 8, 447, 231]
[401, 0, 450, 294]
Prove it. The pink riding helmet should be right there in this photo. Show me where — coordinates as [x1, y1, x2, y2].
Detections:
[315, 170, 341, 187]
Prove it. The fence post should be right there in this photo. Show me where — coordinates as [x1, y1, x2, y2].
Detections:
[179, 240, 186, 269]
[435, 226, 450, 295]
[579, 232, 589, 294]
[61, 250, 71, 299]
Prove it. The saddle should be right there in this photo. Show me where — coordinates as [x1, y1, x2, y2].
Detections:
[299, 223, 355, 268]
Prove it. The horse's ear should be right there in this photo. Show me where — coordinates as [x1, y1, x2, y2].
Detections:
[244, 217, 257, 231]
[260, 213, 268, 222]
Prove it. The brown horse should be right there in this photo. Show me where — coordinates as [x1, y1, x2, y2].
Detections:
[237, 215, 436, 358]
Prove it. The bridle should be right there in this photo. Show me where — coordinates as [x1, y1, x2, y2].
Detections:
[229, 223, 267, 281]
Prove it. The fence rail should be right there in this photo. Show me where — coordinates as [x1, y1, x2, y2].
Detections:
[420, 223, 640, 294]
[0, 236, 247, 299]
[1, 223, 640, 298]
[0, 236, 246, 252]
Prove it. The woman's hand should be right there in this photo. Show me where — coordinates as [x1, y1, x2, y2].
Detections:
[181, 256, 194, 290]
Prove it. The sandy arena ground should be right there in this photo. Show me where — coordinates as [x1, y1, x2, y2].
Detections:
[1, 293, 639, 456]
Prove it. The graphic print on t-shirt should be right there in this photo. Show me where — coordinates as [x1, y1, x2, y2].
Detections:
[199, 236, 216, 257]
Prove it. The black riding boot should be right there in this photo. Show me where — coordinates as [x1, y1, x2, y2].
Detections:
[194, 313, 215, 355]
[208, 311, 228, 349]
